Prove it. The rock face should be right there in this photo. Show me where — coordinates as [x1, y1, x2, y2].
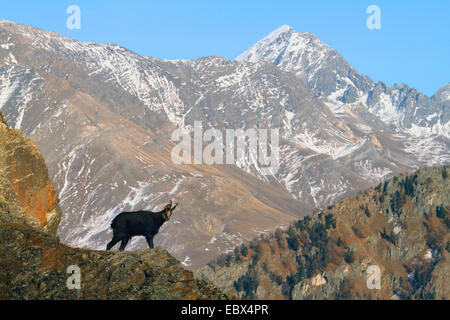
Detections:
[197, 166, 450, 300]
[0, 222, 228, 299]
[0, 114, 228, 299]
[0, 112, 6, 126]
[0, 112, 61, 234]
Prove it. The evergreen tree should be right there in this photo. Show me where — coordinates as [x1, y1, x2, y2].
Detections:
[325, 213, 336, 229]
[436, 205, 446, 219]
[287, 234, 300, 251]
[241, 245, 248, 257]
[344, 248, 355, 263]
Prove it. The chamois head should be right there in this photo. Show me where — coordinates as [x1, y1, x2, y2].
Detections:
[162, 200, 178, 221]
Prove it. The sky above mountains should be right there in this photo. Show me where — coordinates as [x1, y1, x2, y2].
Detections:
[1, 0, 449, 96]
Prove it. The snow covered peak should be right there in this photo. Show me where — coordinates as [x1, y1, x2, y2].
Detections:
[235, 25, 326, 64]
[267, 24, 294, 38]
[236, 25, 335, 85]
[433, 83, 450, 102]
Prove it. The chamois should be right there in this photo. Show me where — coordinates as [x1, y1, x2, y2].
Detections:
[106, 200, 178, 251]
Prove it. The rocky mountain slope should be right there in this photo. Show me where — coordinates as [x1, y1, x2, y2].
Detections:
[0, 113, 228, 299]
[197, 166, 450, 300]
[0, 20, 448, 268]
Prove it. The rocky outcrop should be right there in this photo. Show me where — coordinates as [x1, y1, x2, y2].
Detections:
[0, 112, 7, 126]
[197, 166, 450, 300]
[0, 114, 229, 299]
[0, 113, 61, 234]
[0, 219, 228, 299]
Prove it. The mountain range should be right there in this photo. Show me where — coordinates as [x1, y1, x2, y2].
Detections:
[0, 20, 448, 268]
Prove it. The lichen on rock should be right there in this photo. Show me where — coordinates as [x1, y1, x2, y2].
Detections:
[0, 114, 61, 235]
[0, 220, 229, 299]
[0, 112, 7, 126]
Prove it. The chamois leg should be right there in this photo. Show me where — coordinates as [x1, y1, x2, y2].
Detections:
[106, 236, 120, 250]
[145, 235, 154, 249]
[119, 236, 131, 251]
[106, 233, 127, 250]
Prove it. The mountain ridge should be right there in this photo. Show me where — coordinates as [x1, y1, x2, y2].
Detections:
[236, 25, 449, 139]
[196, 166, 450, 300]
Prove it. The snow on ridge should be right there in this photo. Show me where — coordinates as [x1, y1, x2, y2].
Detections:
[402, 135, 450, 166]
[354, 159, 393, 182]
[262, 25, 293, 42]
[181, 256, 192, 267]
[236, 25, 296, 63]
[406, 120, 450, 138]
[0, 68, 19, 110]
[0, 65, 43, 130]
[236, 25, 332, 80]
[234, 24, 449, 142]
[236, 25, 295, 63]
[2, 20, 188, 126]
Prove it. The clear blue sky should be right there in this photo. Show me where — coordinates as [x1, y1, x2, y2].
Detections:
[2, 0, 449, 96]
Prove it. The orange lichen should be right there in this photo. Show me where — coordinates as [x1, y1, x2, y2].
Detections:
[40, 246, 63, 271]
[8, 159, 59, 230]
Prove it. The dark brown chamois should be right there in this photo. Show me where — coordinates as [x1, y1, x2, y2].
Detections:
[106, 200, 178, 251]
